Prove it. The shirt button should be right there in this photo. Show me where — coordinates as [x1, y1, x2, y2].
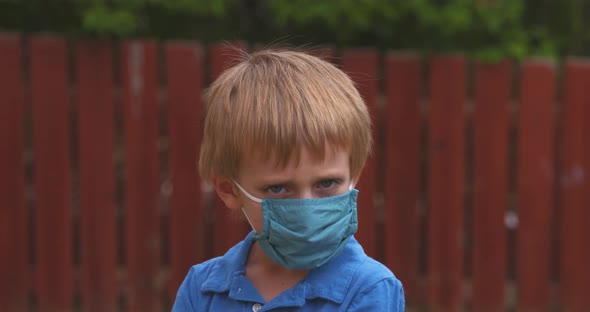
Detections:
[252, 303, 262, 312]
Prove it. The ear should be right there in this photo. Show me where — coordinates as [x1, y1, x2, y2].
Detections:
[211, 176, 243, 211]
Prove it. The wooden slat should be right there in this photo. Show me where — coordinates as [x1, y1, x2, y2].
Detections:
[121, 40, 161, 312]
[427, 55, 466, 312]
[0, 33, 28, 312]
[165, 42, 205, 295]
[558, 60, 590, 312]
[383, 53, 422, 304]
[342, 48, 379, 259]
[76, 40, 117, 312]
[472, 60, 511, 312]
[516, 60, 556, 312]
[584, 62, 590, 312]
[208, 42, 250, 257]
[30, 35, 73, 312]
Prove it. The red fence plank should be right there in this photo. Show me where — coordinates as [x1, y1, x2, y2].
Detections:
[516, 61, 556, 312]
[76, 40, 117, 312]
[0, 33, 28, 312]
[584, 62, 590, 312]
[472, 60, 511, 312]
[383, 54, 422, 303]
[208, 42, 250, 257]
[428, 55, 466, 312]
[166, 42, 205, 294]
[558, 60, 590, 312]
[30, 35, 73, 312]
[121, 41, 161, 312]
[342, 49, 379, 259]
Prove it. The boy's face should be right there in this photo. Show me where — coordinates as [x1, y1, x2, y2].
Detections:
[233, 145, 352, 233]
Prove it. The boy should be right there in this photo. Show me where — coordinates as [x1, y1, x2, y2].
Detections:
[172, 49, 405, 311]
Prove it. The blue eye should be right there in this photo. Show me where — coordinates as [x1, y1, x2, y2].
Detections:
[318, 179, 336, 188]
[268, 185, 286, 194]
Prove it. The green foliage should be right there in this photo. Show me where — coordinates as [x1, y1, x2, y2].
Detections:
[78, 0, 232, 37]
[265, 0, 391, 43]
[82, 5, 138, 36]
[0, 0, 589, 60]
[260, 0, 562, 61]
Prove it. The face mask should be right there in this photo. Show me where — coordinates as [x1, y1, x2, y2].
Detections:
[233, 181, 358, 270]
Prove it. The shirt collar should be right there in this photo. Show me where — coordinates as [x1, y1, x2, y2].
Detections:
[200, 234, 251, 293]
[200, 232, 367, 304]
[304, 235, 366, 303]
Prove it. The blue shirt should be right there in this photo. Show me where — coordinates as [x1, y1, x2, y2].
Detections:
[172, 232, 405, 311]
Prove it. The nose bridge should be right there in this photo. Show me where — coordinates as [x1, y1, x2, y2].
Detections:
[297, 186, 316, 199]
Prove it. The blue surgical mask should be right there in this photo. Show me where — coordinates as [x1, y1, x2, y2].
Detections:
[233, 181, 358, 270]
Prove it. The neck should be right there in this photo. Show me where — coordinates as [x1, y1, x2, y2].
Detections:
[245, 242, 308, 302]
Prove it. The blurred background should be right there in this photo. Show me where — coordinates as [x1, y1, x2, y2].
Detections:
[1, 0, 590, 59]
[1, 1, 590, 312]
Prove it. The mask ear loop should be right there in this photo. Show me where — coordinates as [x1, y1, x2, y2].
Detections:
[232, 179, 263, 232]
[232, 179, 263, 203]
[241, 207, 257, 232]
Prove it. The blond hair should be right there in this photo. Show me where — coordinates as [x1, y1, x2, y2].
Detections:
[199, 49, 372, 181]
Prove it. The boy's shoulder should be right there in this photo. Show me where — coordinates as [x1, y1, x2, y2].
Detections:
[354, 252, 399, 284]
[341, 245, 405, 310]
[321, 235, 398, 280]
[180, 238, 251, 294]
[293, 236, 404, 310]
[304, 236, 402, 303]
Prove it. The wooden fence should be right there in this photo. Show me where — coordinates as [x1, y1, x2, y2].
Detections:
[1, 32, 590, 312]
